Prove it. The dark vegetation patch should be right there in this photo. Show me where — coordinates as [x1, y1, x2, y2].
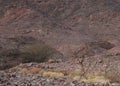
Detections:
[0, 43, 58, 70]
[20, 44, 57, 63]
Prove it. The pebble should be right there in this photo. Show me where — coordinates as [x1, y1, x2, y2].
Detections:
[0, 71, 116, 86]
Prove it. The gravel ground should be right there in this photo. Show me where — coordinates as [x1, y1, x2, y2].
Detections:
[0, 56, 120, 86]
[0, 71, 111, 86]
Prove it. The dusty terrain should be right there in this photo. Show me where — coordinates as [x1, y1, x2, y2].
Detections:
[0, 0, 120, 85]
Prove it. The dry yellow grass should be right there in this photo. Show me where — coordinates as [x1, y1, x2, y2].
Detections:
[68, 69, 84, 80]
[81, 76, 110, 84]
[42, 71, 64, 78]
[29, 67, 42, 74]
[18, 67, 42, 74]
[18, 68, 64, 78]
[19, 68, 30, 74]
[12, 67, 116, 83]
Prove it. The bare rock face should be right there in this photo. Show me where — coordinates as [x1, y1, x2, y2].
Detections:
[0, 0, 120, 42]
[57, 43, 94, 58]
[107, 46, 120, 55]
[57, 41, 115, 58]
[0, 0, 120, 79]
[0, 0, 119, 49]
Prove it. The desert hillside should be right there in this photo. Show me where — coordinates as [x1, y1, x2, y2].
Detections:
[0, 0, 120, 86]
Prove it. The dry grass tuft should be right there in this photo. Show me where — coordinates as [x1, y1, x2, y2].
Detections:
[42, 71, 64, 78]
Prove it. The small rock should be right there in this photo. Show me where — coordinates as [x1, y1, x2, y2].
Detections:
[112, 83, 120, 86]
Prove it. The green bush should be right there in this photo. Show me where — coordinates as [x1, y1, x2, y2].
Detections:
[20, 44, 57, 63]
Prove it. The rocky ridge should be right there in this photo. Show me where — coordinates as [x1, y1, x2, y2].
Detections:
[0, 0, 120, 85]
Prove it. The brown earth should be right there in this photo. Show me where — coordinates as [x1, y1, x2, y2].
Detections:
[0, 0, 120, 84]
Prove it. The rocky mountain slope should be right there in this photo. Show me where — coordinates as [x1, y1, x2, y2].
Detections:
[0, 0, 120, 85]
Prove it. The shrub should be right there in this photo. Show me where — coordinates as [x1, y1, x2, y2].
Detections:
[20, 44, 57, 63]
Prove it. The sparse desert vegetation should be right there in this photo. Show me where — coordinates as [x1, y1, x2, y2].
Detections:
[0, 0, 120, 86]
[20, 44, 57, 63]
[0, 43, 59, 70]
